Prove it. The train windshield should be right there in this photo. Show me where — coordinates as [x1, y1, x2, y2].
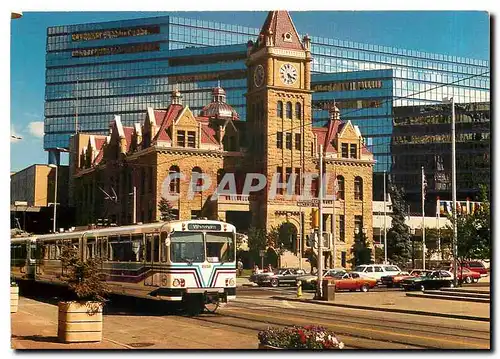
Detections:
[170, 232, 205, 264]
[206, 233, 235, 263]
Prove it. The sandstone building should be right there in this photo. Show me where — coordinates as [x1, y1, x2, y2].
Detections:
[70, 11, 374, 268]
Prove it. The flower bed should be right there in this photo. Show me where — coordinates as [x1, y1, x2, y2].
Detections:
[258, 325, 344, 350]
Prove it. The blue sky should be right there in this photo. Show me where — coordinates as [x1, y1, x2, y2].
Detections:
[9, 11, 490, 172]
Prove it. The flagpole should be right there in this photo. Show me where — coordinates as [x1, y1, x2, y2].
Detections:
[422, 166, 426, 270]
[383, 170, 387, 264]
[332, 165, 336, 268]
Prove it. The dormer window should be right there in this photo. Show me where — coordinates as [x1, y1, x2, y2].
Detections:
[187, 131, 196, 148]
[350, 144, 358, 159]
[341, 143, 349, 158]
[283, 32, 292, 42]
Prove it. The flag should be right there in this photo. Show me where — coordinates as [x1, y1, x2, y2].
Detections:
[422, 169, 427, 199]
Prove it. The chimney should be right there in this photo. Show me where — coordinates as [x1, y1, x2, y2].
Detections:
[171, 89, 182, 105]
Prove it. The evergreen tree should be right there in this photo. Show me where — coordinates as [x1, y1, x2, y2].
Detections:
[386, 184, 412, 268]
[350, 230, 372, 268]
[158, 197, 176, 221]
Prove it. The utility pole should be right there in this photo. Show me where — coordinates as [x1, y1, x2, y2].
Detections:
[449, 97, 458, 286]
[383, 170, 387, 264]
[75, 78, 79, 134]
[316, 144, 324, 299]
[131, 186, 137, 224]
[299, 206, 303, 270]
[332, 165, 336, 268]
[422, 166, 426, 270]
[48, 164, 59, 233]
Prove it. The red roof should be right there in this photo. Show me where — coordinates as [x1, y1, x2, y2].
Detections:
[123, 127, 134, 152]
[258, 11, 304, 51]
[200, 124, 219, 145]
[152, 104, 184, 143]
[93, 147, 104, 166]
[94, 137, 106, 151]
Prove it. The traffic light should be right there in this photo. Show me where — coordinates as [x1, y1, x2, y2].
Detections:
[310, 208, 319, 229]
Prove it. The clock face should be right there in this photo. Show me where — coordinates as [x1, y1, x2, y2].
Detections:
[253, 65, 265, 87]
[279, 63, 298, 85]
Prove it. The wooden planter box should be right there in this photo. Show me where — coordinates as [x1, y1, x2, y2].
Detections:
[58, 301, 103, 343]
[10, 285, 19, 313]
[258, 343, 283, 349]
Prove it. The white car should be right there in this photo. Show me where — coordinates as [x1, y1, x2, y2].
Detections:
[351, 264, 402, 281]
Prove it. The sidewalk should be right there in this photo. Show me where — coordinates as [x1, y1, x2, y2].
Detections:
[11, 299, 127, 349]
[272, 289, 490, 321]
[236, 276, 255, 287]
[11, 296, 258, 349]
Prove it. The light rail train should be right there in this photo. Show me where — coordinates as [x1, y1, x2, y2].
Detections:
[10, 219, 236, 313]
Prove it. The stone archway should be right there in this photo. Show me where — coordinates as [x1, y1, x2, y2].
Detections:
[278, 222, 298, 254]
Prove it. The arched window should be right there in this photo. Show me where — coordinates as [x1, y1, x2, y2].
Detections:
[286, 102, 292, 119]
[295, 102, 301, 119]
[354, 176, 363, 200]
[336, 175, 345, 200]
[192, 166, 203, 192]
[169, 166, 180, 194]
[277, 101, 283, 118]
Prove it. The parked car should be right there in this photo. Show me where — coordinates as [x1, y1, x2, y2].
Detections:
[328, 272, 378, 292]
[401, 270, 454, 291]
[255, 268, 306, 287]
[461, 261, 488, 277]
[351, 264, 402, 281]
[445, 267, 481, 284]
[380, 269, 432, 288]
[297, 269, 346, 289]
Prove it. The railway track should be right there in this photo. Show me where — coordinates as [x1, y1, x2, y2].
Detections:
[182, 299, 490, 350]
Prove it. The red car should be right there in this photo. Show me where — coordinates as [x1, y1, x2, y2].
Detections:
[461, 261, 488, 276]
[447, 267, 481, 284]
[329, 272, 378, 292]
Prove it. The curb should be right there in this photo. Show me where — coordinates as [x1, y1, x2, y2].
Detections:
[270, 296, 489, 322]
[405, 292, 490, 303]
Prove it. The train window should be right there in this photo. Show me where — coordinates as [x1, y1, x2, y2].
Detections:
[170, 232, 204, 263]
[205, 233, 235, 263]
[145, 234, 160, 262]
[131, 234, 144, 262]
[86, 237, 96, 259]
[109, 235, 135, 262]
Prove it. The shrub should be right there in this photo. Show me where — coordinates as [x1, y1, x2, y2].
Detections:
[258, 325, 344, 349]
[59, 242, 109, 303]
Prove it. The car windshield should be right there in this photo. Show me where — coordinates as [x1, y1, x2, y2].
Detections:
[353, 266, 366, 272]
[332, 272, 346, 279]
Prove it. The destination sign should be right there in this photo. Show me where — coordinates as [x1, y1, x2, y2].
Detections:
[187, 223, 222, 231]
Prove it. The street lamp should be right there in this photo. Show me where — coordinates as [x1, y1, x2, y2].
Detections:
[48, 164, 58, 233]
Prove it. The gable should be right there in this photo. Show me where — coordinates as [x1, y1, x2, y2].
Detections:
[338, 121, 359, 141]
[174, 107, 199, 128]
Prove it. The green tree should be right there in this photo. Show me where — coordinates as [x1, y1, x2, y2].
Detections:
[350, 231, 372, 268]
[386, 184, 411, 267]
[445, 185, 490, 268]
[158, 197, 176, 221]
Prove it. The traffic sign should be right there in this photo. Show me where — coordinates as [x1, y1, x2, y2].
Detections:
[297, 199, 319, 207]
[259, 250, 266, 257]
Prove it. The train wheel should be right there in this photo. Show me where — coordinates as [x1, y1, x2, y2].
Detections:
[204, 301, 220, 314]
[184, 296, 203, 316]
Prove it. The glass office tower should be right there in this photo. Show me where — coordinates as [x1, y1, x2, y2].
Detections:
[45, 14, 490, 168]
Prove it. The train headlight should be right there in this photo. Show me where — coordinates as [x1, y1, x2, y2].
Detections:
[173, 279, 180, 287]
[229, 278, 235, 286]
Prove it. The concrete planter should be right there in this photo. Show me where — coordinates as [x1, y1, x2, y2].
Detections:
[258, 343, 283, 349]
[10, 285, 19, 313]
[57, 301, 103, 343]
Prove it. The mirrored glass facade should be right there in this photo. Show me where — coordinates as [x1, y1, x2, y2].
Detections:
[45, 14, 490, 173]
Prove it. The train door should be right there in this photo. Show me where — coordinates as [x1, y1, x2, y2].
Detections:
[144, 233, 160, 286]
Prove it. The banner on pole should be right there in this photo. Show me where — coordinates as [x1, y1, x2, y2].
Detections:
[437, 200, 483, 216]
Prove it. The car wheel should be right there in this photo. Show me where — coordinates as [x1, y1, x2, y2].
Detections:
[360, 284, 369, 293]
[420, 284, 425, 292]
[464, 276, 472, 284]
[270, 278, 279, 288]
[449, 282, 455, 288]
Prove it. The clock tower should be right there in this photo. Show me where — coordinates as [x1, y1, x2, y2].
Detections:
[246, 11, 315, 231]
